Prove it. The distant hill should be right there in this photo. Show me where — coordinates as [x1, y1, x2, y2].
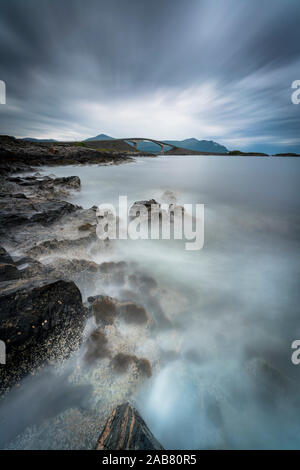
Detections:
[163, 138, 228, 154]
[23, 137, 58, 142]
[127, 137, 228, 154]
[84, 134, 228, 153]
[84, 133, 114, 142]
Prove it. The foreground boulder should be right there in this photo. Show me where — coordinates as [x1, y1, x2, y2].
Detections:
[97, 403, 164, 450]
[0, 278, 86, 394]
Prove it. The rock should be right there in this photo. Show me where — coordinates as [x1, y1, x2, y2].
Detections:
[0, 263, 20, 282]
[7, 175, 81, 197]
[129, 199, 160, 219]
[89, 295, 118, 326]
[0, 278, 86, 394]
[78, 222, 95, 232]
[111, 353, 152, 378]
[119, 301, 149, 325]
[26, 233, 97, 257]
[99, 261, 127, 285]
[0, 246, 14, 264]
[0, 246, 21, 282]
[0, 135, 134, 175]
[88, 295, 150, 326]
[96, 403, 164, 450]
[84, 328, 110, 364]
[128, 271, 157, 293]
[0, 193, 80, 230]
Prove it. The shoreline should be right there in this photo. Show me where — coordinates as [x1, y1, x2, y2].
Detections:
[0, 145, 166, 449]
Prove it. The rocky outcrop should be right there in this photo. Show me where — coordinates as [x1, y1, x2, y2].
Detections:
[0, 278, 87, 394]
[96, 403, 164, 450]
[7, 175, 81, 198]
[0, 192, 80, 230]
[0, 135, 133, 175]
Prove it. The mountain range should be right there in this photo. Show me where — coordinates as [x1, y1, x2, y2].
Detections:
[84, 134, 228, 153]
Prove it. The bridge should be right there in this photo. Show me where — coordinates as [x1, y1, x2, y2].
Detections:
[113, 138, 177, 154]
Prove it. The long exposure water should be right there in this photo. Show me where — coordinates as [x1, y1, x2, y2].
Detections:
[2, 155, 300, 449]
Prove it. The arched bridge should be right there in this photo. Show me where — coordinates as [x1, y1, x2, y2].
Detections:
[116, 138, 178, 154]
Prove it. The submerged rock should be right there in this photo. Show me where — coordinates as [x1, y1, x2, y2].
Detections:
[88, 295, 150, 326]
[111, 353, 152, 378]
[84, 328, 110, 364]
[129, 199, 160, 219]
[96, 402, 164, 450]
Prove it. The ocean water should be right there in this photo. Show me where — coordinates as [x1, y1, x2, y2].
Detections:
[2, 155, 300, 449]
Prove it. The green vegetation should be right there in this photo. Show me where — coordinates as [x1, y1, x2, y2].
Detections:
[74, 141, 86, 147]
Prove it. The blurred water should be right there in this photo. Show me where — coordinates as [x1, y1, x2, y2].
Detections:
[3, 155, 300, 449]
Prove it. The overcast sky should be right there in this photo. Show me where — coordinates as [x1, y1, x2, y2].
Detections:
[0, 0, 299, 152]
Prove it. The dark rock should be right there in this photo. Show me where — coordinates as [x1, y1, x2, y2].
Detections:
[0, 263, 20, 282]
[78, 222, 95, 232]
[89, 295, 150, 326]
[26, 233, 96, 257]
[0, 246, 14, 264]
[96, 402, 164, 450]
[129, 199, 160, 219]
[84, 328, 110, 364]
[89, 295, 118, 326]
[0, 193, 80, 230]
[111, 353, 152, 378]
[0, 278, 86, 394]
[119, 301, 149, 325]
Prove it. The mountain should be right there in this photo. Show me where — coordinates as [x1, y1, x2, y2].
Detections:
[163, 138, 228, 154]
[84, 133, 114, 141]
[133, 138, 228, 154]
[85, 135, 227, 153]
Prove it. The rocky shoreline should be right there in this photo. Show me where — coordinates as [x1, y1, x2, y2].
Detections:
[0, 138, 165, 449]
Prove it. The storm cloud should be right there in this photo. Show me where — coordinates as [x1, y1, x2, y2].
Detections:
[0, 0, 299, 153]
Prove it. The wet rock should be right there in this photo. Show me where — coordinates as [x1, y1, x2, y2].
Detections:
[0, 193, 80, 230]
[111, 352, 152, 377]
[0, 278, 86, 394]
[119, 301, 149, 325]
[0, 247, 21, 282]
[128, 271, 157, 293]
[129, 199, 160, 219]
[89, 295, 118, 326]
[99, 261, 126, 285]
[26, 232, 97, 257]
[84, 328, 110, 364]
[18, 257, 54, 279]
[96, 402, 164, 450]
[78, 223, 95, 232]
[7, 175, 80, 197]
[0, 246, 14, 264]
[88, 295, 150, 326]
[0, 263, 20, 282]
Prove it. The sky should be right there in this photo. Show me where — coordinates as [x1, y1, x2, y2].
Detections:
[0, 0, 299, 153]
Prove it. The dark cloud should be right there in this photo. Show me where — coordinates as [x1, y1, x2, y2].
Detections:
[0, 0, 299, 152]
